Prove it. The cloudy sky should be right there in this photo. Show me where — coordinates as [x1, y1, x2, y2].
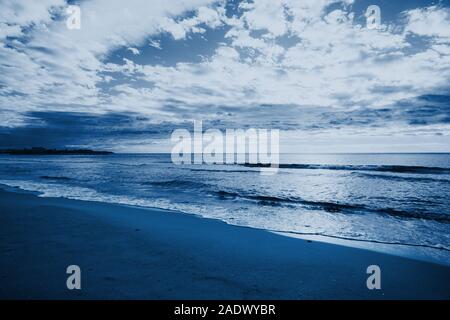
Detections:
[0, 0, 449, 152]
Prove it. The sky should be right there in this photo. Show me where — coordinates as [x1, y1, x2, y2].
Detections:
[0, 0, 450, 153]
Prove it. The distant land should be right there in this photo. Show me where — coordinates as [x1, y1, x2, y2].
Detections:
[0, 147, 114, 155]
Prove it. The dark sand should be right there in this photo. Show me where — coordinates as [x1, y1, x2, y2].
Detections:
[0, 187, 449, 299]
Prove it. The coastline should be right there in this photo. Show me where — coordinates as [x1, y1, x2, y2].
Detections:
[0, 186, 449, 299]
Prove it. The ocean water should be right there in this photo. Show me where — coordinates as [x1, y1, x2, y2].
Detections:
[1, 153, 450, 264]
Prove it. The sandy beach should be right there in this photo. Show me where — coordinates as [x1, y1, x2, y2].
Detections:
[0, 186, 449, 299]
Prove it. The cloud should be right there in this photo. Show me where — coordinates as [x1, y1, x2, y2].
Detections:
[0, 0, 217, 112]
[0, 0, 65, 26]
[0, 111, 179, 150]
[0, 0, 449, 151]
[0, 23, 23, 40]
[127, 47, 140, 55]
[148, 39, 162, 49]
[404, 5, 450, 39]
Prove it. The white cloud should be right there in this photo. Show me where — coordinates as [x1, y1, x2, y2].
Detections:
[0, 23, 23, 39]
[101, 1, 449, 116]
[0, 0, 450, 144]
[148, 39, 162, 49]
[0, 0, 65, 26]
[0, 0, 217, 111]
[127, 47, 140, 55]
[405, 6, 450, 39]
[239, 0, 288, 37]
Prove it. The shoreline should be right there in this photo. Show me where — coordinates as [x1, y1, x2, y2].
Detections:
[2, 181, 449, 267]
[0, 186, 449, 299]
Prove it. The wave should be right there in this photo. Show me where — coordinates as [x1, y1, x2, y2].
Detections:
[212, 190, 450, 223]
[40, 175, 72, 181]
[141, 178, 450, 223]
[188, 168, 260, 173]
[243, 163, 450, 174]
[215, 190, 296, 206]
[142, 179, 211, 189]
[351, 172, 450, 183]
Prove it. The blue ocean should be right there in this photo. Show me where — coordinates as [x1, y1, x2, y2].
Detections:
[1, 153, 449, 264]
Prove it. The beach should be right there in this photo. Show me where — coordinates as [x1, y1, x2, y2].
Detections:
[0, 186, 449, 300]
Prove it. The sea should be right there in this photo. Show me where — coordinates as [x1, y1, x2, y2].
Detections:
[1, 153, 449, 265]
